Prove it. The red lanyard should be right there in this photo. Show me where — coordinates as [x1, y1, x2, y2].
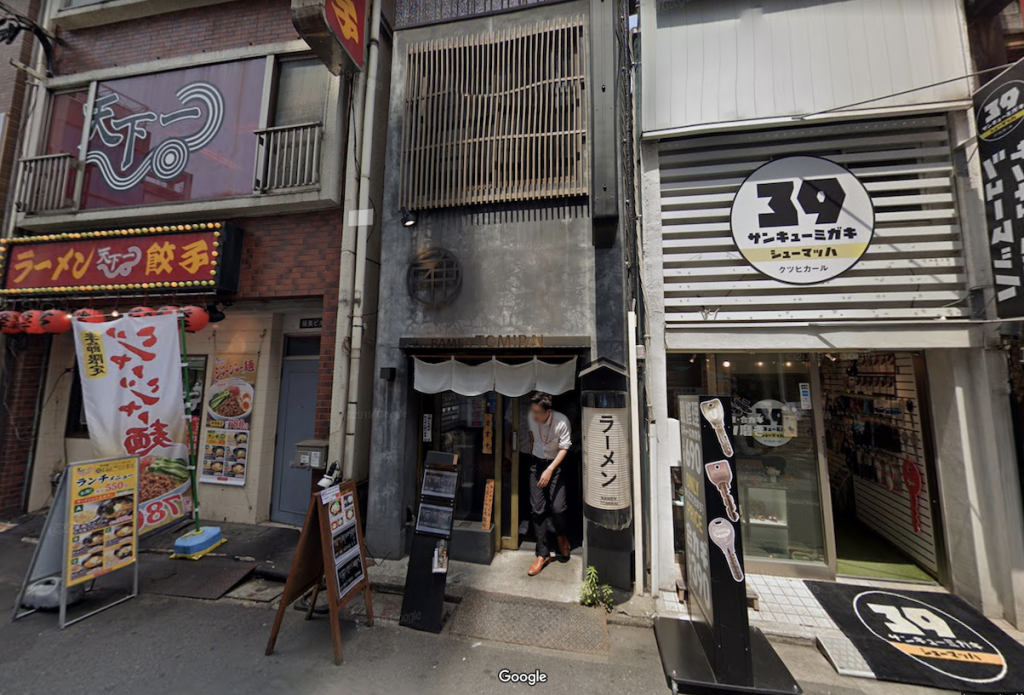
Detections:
[540, 414, 554, 445]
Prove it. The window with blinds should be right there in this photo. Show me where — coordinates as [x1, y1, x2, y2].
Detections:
[400, 17, 588, 211]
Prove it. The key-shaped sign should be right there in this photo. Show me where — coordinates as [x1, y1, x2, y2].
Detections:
[709, 517, 744, 582]
[705, 461, 739, 522]
[902, 459, 923, 534]
[700, 398, 734, 457]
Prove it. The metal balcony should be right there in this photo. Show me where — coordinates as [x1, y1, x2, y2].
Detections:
[15, 154, 78, 214]
[253, 122, 323, 193]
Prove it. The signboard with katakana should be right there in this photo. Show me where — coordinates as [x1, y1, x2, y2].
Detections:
[582, 406, 630, 512]
[975, 59, 1024, 318]
[72, 314, 191, 534]
[730, 155, 875, 285]
[0, 223, 241, 297]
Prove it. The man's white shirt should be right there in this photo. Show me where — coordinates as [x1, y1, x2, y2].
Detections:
[529, 410, 571, 460]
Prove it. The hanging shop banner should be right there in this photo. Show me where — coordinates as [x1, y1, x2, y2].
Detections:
[200, 354, 258, 487]
[975, 58, 1024, 318]
[0, 223, 242, 297]
[72, 314, 192, 535]
[66, 456, 139, 587]
[730, 155, 875, 285]
[44, 59, 265, 210]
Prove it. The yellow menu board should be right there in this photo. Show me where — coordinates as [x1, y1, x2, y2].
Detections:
[65, 457, 139, 587]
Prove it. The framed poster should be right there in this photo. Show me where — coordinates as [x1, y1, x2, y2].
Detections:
[200, 354, 257, 486]
[420, 469, 458, 499]
[416, 503, 454, 536]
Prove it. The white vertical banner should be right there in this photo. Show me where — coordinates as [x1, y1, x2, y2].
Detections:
[582, 406, 631, 511]
[72, 314, 192, 534]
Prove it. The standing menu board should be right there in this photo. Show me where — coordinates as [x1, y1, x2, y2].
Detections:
[201, 354, 257, 486]
[67, 457, 139, 586]
[266, 480, 373, 665]
[13, 456, 139, 629]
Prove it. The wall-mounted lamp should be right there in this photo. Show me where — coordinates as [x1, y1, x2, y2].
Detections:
[400, 207, 417, 228]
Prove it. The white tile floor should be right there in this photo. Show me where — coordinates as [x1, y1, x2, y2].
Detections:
[656, 573, 838, 633]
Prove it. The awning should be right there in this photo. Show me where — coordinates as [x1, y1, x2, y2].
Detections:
[413, 357, 577, 397]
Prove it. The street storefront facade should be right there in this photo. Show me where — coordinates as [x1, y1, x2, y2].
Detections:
[0, 0, 371, 530]
[364, 0, 640, 589]
[639, 0, 1024, 626]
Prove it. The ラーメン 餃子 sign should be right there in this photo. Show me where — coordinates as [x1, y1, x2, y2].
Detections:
[730, 155, 875, 285]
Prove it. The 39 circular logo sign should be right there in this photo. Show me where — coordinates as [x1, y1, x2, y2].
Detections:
[977, 79, 1024, 143]
[730, 156, 874, 285]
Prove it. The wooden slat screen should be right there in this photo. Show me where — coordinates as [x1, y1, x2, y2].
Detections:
[400, 16, 588, 211]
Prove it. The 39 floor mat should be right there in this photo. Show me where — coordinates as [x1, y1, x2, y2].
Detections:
[807, 581, 1024, 692]
[447, 590, 609, 655]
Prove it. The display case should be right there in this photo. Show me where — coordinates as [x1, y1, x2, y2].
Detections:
[741, 486, 789, 558]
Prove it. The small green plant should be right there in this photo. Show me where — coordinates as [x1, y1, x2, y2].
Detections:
[579, 565, 614, 612]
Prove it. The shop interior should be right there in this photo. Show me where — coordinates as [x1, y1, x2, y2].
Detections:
[414, 358, 584, 563]
[668, 351, 942, 584]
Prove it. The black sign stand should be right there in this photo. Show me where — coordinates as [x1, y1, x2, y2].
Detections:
[400, 451, 459, 633]
[654, 396, 801, 695]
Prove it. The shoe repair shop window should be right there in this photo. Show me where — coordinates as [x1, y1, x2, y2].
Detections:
[413, 355, 578, 553]
[667, 353, 831, 578]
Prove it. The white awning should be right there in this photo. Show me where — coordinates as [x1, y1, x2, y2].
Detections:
[413, 357, 577, 397]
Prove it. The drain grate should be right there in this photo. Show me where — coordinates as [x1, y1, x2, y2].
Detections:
[448, 590, 610, 655]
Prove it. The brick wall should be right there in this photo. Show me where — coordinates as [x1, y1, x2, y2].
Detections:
[54, 0, 299, 75]
[229, 208, 343, 441]
[0, 336, 48, 517]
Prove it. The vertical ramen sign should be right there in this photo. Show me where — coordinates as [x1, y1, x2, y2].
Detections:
[200, 354, 258, 487]
[72, 314, 191, 535]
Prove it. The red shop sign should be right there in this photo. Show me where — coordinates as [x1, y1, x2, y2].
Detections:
[0, 222, 241, 297]
[325, 0, 366, 70]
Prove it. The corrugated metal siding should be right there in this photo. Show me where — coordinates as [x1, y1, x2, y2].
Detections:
[642, 0, 971, 133]
[659, 114, 971, 325]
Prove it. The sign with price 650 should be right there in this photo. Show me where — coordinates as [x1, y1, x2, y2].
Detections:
[731, 156, 875, 285]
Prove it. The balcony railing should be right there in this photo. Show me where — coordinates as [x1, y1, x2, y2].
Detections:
[254, 122, 323, 193]
[16, 122, 326, 217]
[16, 154, 78, 214]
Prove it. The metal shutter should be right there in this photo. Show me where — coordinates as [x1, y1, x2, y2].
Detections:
[658, 114, 970, 326]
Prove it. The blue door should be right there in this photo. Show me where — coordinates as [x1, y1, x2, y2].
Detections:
[271, 359, 319, 525]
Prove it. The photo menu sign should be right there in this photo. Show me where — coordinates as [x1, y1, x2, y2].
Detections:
[678, 395, 752, 686]
[200, 354, 258, 486]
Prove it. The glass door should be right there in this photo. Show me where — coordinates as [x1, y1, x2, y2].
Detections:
[501, 397, 527, 550]
[712, 354, 832, 577]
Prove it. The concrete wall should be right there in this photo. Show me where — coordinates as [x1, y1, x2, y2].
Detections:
[365, 0, 602, 557]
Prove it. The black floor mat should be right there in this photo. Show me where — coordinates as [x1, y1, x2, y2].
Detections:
[808, 581, 1024, 692]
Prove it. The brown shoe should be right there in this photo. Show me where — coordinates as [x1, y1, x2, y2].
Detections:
[558, 536, 571, 557]
[528, 556, 551, 576]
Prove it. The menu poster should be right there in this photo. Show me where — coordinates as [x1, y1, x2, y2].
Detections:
[200, 354, 257, 486]
[321, 484, 364, 601]
[66, 457, 139, 587]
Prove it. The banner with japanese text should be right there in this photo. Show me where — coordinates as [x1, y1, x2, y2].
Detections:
[200, 354, 257, 487]
[66, 456, 138, 587]
[73, 314, 192, 534]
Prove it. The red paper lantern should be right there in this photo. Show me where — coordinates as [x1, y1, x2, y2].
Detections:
[0, 311, 22, 335]
[72, 308, 106, 324]
[128, 306, 156, 317]
[156, 305, 180, 316]
[40, 310, 72, 334]
[20, 310, 46, 335]
[181, 305, 210, 333]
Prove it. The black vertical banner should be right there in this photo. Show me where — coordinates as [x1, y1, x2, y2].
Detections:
[679, 395, 752, 686]
[976, 58, 1024, 318]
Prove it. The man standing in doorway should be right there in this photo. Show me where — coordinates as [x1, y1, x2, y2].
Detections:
[527, 392, 572, 576]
